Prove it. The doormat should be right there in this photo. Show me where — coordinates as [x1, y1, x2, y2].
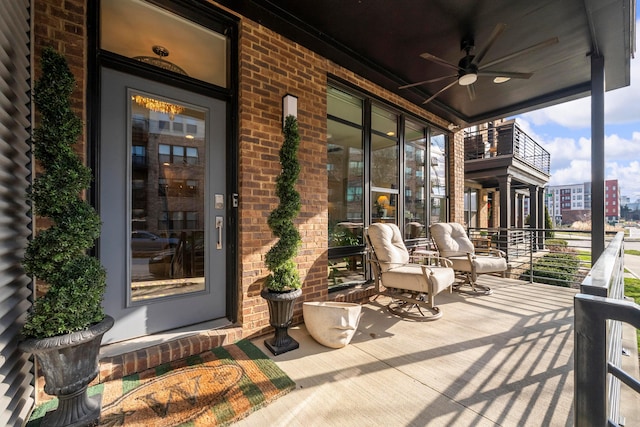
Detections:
[27, 339, 296, 427]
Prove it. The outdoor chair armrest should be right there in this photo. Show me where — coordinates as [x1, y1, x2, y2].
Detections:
[487, 248, 506, 258]
[430, 256, 453, 268]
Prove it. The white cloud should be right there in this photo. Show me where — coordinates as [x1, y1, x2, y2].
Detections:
[514, 118, 640, 198]
[519, 19, 640, 129]
[512, 20, 640, 200]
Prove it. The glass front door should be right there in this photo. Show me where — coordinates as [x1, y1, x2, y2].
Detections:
[100, 68, 227, 343]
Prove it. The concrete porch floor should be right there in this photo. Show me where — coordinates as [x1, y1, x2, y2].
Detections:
[236, 276, 639, 427]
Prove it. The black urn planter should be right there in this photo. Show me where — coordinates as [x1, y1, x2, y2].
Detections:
[261, 288, 302, 355]
[19, 315, 114, 427]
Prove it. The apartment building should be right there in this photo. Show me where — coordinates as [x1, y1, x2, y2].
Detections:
[545, 179, 619, 224]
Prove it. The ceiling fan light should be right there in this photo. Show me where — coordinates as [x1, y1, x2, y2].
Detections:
[493, 76, 511, 84]
[458, 73, 477, 86]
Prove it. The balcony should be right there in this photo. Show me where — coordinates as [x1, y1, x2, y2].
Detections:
[464, 119, 550, 190]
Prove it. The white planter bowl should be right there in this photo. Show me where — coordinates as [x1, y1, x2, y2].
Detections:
[303, 302, 362, 348]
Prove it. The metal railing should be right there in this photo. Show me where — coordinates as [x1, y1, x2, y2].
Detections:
[467, 227, 618, 288]
[574, 232, 640, 426]
[464, 121, 550, 175]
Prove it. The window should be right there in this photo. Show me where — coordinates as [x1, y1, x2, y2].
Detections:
[327, 86, 365, 289]
[464, 187, 479, 228]
[371, 104, 399, 224]
[158, 143, 198, 165]
[430, 131, 447, 224]
[404, 119, 429, 239]
[327, 83, 448, 289]
[186, 147, 199, 165]
[132, 145, 146, 167]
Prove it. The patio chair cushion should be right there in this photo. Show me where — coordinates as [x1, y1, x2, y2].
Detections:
[447, 255, 507, 274]
[473, 255, 508, 273]
[430, 222, 475, 257]
[382, 264, 454, 295]
[367, 223, 409, 272]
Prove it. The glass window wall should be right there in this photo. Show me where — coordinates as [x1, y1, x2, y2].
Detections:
[327, 87, 365, 290]
[327, 84, 448, 290]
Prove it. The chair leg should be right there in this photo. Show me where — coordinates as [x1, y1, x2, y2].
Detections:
[384, 289, 442, 321]
[452, 271, 492, 295]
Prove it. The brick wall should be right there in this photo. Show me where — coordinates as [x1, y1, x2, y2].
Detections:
[237, 20, 329, 334]
[34, 0, 87, 163]
[449, 130, 465, 223]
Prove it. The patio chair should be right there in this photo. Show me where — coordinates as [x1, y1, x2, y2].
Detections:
[429, 222, 508, 295]
[365, 223, 455, 320]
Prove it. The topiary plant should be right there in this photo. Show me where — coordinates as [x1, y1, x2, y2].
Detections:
[264, 115, 302, 291]
[21, 47, 106, 338]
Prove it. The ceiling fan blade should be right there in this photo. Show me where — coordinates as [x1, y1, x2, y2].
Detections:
[419, 52, 461, 71]
[399, 75, 457, 89]
[479, 37, 559, 70]
[478, 70, 533, 79]
[422, 80, 458, 104]
[474, 23, 507, 65]
[466, 84, 476, 101]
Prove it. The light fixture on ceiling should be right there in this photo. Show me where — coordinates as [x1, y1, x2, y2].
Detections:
[493, 76, 511, 84]
[458, 72, 477, 86]
[133, 45, 188, 76]
[132, 95, 184, 120]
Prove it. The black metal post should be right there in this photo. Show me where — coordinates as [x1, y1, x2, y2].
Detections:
[591, 54, 605, 263]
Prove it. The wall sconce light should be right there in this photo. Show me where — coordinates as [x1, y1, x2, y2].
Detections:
[447, 123, 459, 131]
[282, 94, 298, 126]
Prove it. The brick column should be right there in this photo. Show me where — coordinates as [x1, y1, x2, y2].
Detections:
[448, 130, 465, 223]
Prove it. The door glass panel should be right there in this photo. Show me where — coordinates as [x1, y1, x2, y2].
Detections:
[130, 91, 206, 302]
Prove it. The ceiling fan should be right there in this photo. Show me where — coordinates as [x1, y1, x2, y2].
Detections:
[400, 23, 559, 104]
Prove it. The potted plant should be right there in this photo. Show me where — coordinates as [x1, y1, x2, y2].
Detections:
[261, 113, 302, 356]
[18, 47, 113, 427]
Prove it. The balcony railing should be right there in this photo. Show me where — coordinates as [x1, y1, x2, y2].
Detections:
[464, 121, 551, 175]
[574, 232, 640, 427]
[467, 227, 619, 288]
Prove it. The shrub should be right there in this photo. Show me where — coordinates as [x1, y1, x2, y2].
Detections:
[21, 48, 106, 338]
[545, 239, 569, 252]
[264, 115, 302, 291]
[522, 252, 581, 287]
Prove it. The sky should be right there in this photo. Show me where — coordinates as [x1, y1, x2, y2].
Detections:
[511, 17, 640, 202]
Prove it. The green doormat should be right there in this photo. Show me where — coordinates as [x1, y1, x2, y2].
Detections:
[28, 340, 296, 426]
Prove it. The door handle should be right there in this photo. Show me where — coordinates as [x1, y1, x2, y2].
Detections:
[215, 216, 224, 249]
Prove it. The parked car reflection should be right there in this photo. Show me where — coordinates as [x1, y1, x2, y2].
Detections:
[148, 235, 204, 279]
[131, 231, 179, 257]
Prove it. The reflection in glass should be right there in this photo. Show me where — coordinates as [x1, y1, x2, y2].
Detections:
[129, 92, 206, 301]
[327, 87, 365, 289]
[430, 131, 447, 224]
[464, 188, 479, 228]
[371, 105, 398, 226]
[404, 120, 427, 239]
